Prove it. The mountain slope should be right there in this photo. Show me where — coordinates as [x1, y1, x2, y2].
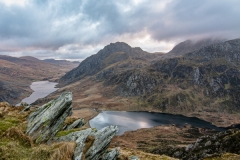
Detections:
[51, 39, 240, 127]
[60, 42, 158, 85]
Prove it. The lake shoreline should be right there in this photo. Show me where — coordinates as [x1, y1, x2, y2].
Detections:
[17, 81, 58, 106]
[89, 110, 228, 135]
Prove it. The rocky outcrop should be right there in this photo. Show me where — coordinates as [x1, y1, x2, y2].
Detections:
[172, 129, 240, 160]
[186, 39, 240, 64]
[66, 118, 85, 130]
[101, 148, 120, 160]
[25, 92, 120, 159]
[26, 92, 73, 143]
[55, 126, 119, 160]
[115, 72, 157, 96]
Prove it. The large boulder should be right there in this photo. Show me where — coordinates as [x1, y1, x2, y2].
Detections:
[26, 92, 73, 143]
[55, 125, 119, 160]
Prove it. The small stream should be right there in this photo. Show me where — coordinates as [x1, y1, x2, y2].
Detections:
[17, 81, 58, 105]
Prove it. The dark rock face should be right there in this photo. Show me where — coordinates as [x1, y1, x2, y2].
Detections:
[172, 129, 240, 160]
[26, 92, 73, 143]
[153, 58, 178, 76]
[97, 69, 157, 96]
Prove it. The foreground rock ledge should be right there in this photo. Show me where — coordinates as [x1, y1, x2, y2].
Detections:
[25, 92, 120, 160]
[26, 92, 73, 143]
[55, 126, 119, 160]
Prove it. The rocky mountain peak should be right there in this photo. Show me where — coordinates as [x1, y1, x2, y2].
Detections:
[102, 42, 132, 53]
[60, 42, 147, 85]
[167, 38, 225, 57]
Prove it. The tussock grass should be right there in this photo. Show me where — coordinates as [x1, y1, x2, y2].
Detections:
[0, 103, 77, 160]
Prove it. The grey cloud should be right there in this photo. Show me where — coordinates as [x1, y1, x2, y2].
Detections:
[149, 0, 240, 40]
[0, 0, 240, 60]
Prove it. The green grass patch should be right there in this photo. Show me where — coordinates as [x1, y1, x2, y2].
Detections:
[55, 128, 83, 137]
[0, 115, 22, 134]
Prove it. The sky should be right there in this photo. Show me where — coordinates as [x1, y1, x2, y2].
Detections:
[0, 0, 240, 61]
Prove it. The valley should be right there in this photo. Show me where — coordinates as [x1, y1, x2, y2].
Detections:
[33, 39, 240, 128]
[0, 55, 79, 104]
[1, 38, 240, 160]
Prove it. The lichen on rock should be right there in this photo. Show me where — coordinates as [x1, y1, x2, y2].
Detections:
[26, 92, 73, 143]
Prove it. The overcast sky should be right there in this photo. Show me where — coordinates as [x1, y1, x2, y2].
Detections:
[0, 0, 239, 61]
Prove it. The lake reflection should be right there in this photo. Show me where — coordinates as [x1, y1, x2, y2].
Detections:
[89, 111, 225, 135]
[17, 81, 58, 105]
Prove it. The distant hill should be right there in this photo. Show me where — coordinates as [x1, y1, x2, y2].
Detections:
[20, 56, 40, 61]
[43, 59, 80, 66]
[0, 55, 78, 104]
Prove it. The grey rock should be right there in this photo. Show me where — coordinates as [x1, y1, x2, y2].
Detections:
[26, 92, 73, 143]
[205, 141, 211, 147]
[101, 147, 120, 160]
[85, 126, 118, 160]
[185, 144, 193, 152]
[129, 155, 140, 160]
[56, 128, 93, 160]
[66, 118, 85, 130]
[55, 126, 119, 160]
[19, 104, 31, 114]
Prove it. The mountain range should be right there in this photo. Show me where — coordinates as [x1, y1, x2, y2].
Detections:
[33, 38, 239, 128]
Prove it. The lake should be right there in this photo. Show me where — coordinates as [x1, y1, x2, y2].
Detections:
[17, 81, 58, 105]
[89, 111, 225, 135]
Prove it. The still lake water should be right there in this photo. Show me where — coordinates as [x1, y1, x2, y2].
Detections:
[17, 81, 58, 105]
[89, 111, 225, 135]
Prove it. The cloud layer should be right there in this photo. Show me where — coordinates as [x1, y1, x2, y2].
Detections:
[0, 0, 239, 60]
